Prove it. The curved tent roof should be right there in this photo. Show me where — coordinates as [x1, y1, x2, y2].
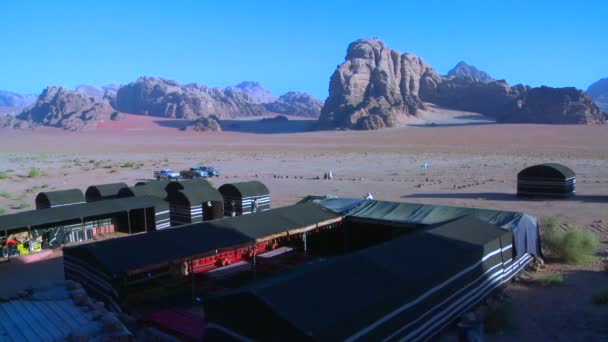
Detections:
[518, 163, 575, 180]
[218, 181, 269, 198]
[118, 185, 167, 200]
[35, 189, 85, 209]
[166, 180, 223, 203]
[135, 180, 172, 188]
[85, 183, 128, 202]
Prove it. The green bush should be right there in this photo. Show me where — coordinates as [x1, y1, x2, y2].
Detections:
[27, 167, 40, 178]
[12, 202, 31, 210]
[536, 273, 565, 287]
[541, 217, 599, 264]
[5, 169, 14, 173]
[0, 171, 8, 179]
[0, 191, 11, 198]
[0, 208, 5, 215]
[120, 161, 135, 168]
[591, 286, 608, 305]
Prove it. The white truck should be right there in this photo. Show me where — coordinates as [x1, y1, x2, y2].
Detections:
[154, 169, 180, 180]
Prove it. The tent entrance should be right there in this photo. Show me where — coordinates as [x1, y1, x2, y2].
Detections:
[203, 201, 223, 221]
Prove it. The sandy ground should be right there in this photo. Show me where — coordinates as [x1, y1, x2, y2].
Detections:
[0, 113, 607, 340]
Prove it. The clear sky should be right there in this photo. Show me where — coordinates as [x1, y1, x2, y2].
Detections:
[1, 0, 606, 100]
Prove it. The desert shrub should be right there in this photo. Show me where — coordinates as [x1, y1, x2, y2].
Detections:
[541, 217, 599, 264]
[27, 167, 40, 178]
[25, 186, 42, 193]
[121, 161, 135, 168]
[591, 286, 608, 305]
[5, 169, 14, 173]
[536, 273, 565, 286]
[12, 202, 31, 210]
[109, 168, 118, 173]
[0, 171, 8, 179]
[0, 191, 11, 198]
[0, 208, 4, 214]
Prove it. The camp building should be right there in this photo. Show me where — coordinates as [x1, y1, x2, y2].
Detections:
[517, 163, 576, 197]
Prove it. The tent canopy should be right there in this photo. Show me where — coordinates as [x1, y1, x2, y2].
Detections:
[118, 185, 167, 200]
[207, 216, 514, 341]
[166, 180, 223, 204]
[35, 189, 85, 209]
[85, 183, 128, 202]
[518, 163, 575, 180]
[312, 198, 540, 258]
[218, 181, 269, 198]
[0, 196, 167, 232]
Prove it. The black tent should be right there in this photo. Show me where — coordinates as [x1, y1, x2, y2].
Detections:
[35, 189, 86, 209]
[517, 163, 576, 197]
[219, 181, 270, 216]
[205, 216, 527, 341]
[166, 180, 224, 225]
[117, 185, 170, 229]
[85, 183, 128, 202]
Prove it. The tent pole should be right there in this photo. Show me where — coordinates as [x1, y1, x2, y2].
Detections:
[127, 210, 131, 235]
[191, 260, 195, 303]
[143, 208, 148, 232]
[252, 242, 257, 281]
[81, 217, 85, 241]
[303, 232, 307, 257]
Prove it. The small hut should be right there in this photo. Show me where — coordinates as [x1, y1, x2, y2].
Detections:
[219, 181, 270, 216]
[166, 180, 224, 225]
[85, 183, 128, 202]
[35, 189, 86, 209]
[517, 163, 576, 197]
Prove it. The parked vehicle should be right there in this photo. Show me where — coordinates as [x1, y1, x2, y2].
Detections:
[196, 166, 221, 177]
[154, 169, 180, 180]
[180, 168, 209, 179]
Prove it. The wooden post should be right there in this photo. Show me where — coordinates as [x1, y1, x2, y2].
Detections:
[303, 232, 308, 257]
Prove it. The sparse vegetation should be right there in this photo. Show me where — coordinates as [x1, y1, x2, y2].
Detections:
[12, 202, 31, 210]
[0, 208, 5, 215]
[120, 161, 135, 168]
[27, 167, 40, 178]
[109, 168, 118, 173]
[484, 302, 515, 334]
[591, 286, 608, 305]
[5, 169, 14, 173]
[0, 191, 12, 198]
[541, 217, 600, 264]
[536, 273, 565, 287]
[0, 171, 8, 179]
[25, 186, 42, 193]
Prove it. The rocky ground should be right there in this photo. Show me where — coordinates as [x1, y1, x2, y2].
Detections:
[0, 117, 607, 340]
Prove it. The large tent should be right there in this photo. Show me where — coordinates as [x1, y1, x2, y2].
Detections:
[35, 189, 86, 209]
[205, 216, 528, 341]
[1, 196, 169, 251]
[62, 203, 341, 309]
[166, 180, 224, 225]
[85, 183, 128, 202]
[517, 163, 576, 197]
[315, 198, 541, 258]
[219, 181, 270, 216]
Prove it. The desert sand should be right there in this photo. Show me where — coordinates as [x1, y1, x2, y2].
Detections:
[0, 113, 607, 340]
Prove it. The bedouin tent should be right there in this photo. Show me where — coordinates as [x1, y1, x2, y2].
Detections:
[219, 181, 270, 216]
[204, 216, 530, 341]
[165, 180, 224, 225]
[62, 203, 341, 311]
[0, 196, 169, 250]
[517, 163, 576, 197]
[118, 185, 170, 229]
[85, 183, 128, 202]
[35, 189, 86, 209]
[313, 198, 541, 258]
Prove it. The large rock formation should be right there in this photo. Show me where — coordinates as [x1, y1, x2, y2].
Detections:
[115, 77, 268, 119]
[0, 115, 35, 129]
[447, 61, 495, 83]
[181, 115, 222, 132]
[0, 90, 37, 115]
[18, 86, 119, 131]
[320, 38, 605, 129]
[319, 39, 442, 129]
[264, 91, 323, 118]
[587, 78, 608, 114]
[230, 81, 277, 104]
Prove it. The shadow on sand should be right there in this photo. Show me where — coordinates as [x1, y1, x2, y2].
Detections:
[407, 121, 496, 128]
[153, 120, 189, 129]
[220, 119, 316, 134]
[402, 192, 608, 203]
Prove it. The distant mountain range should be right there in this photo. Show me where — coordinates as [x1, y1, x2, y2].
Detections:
[320, 38, 605, 129]
[0, 90, 37, 115]
[587, 78, 608, 115]
[0, 79, 323, 130]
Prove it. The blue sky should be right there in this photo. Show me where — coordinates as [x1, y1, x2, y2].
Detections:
[1, 0, 606, 99]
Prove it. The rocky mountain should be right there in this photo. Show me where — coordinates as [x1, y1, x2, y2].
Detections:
[181, 115, 222, 132]
[447, 61, 494, 83]
[230, 81, 277, 104]
[0, 90, 37, 115]
[587, 78, 608, 114]
[115, 77, 268, 119]
[264, 91, 323, 118]
[320, 38, 605, 129]
[0, 114, 35, 129]
[18, 86, 120, 131]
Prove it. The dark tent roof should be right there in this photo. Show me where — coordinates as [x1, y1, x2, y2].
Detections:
[218, 181, 269, 198]
[135, 180, 172, 188]
[518, 163, 575, 180]
[35, 189, 85, 209]
[118, 185, 167, 200]
[63, 203, 341, 275]
[166, 180, 223, 204]
[0, 196, 167, 232]
[313, 198, 540, 258]
[85, 183, 128, 202]
[208, 216, 513, 341]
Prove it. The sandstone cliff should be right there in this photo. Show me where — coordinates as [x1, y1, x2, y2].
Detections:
[264, 91, 323, 118]
[447, 61, 494, 83]
[587, 78, 608, 114]
[230, 81, 277, 104]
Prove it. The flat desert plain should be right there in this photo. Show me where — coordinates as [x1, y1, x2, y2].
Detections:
[0, 115, 607, 340]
